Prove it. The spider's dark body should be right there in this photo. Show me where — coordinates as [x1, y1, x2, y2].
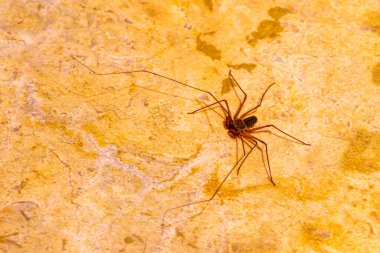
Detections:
[226, 116, 258, 136]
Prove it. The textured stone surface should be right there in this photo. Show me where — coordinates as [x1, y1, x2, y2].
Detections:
[0, 0, 379, 252]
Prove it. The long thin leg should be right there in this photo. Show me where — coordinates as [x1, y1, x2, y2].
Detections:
[71, 56, 230, 116]
[235, 138, 239, 164]
[240, 83, 275, 118]
[194, 103, 225, 119]
[249, 124, 311, 145]
[188, 99, 231, 118]
[239, 137, 246, 168]
[196, 137, 254, 213]
[236, 138, 257, 175]
[228, 71, 247, 119]
[161, 136, 253, 231]
[244, 135, 276, 186]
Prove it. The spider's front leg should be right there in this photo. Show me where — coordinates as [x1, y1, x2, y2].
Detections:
[187, 99, 231, 118]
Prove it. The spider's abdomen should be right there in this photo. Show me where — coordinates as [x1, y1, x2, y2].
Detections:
[243, 116, 257, 128]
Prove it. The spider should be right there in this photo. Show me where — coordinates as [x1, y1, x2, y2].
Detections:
[71, 56, 311, 227]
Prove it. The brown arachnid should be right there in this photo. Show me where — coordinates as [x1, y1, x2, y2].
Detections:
[71, 56, 311, 229]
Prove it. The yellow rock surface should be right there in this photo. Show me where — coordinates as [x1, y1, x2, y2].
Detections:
[0, 1, 379, 252]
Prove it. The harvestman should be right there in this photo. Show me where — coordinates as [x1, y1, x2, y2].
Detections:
[71, 56, 311, 227]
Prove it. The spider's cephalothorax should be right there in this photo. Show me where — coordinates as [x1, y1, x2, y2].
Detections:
[225, 115, 257, 136]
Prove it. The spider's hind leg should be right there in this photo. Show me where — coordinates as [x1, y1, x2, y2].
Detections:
[243, 134, 276, 186]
